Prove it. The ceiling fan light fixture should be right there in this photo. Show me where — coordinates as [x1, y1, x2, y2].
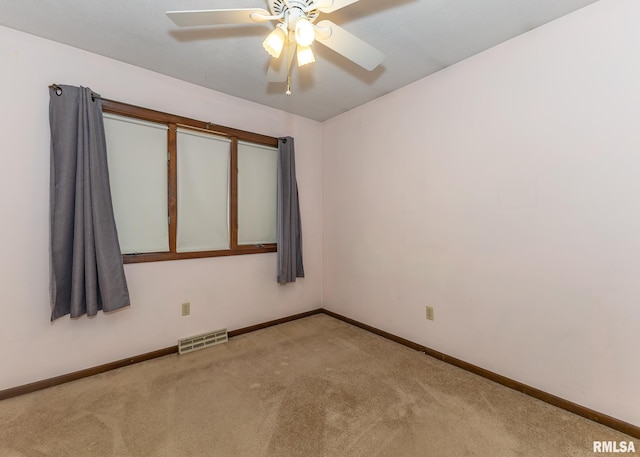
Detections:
[295, 17, 315, 47]
[263, 23, 288, 58]
[166, 0, 387, 93]
[296, 44, 315, 67]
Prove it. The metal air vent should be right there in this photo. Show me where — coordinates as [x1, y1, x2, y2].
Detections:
[178, 329, 228, 355]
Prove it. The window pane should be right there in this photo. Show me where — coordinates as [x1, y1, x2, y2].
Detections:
[104, 113, 169, 254]
[176, 128, 230, 252]
[237, 141, 278, 245]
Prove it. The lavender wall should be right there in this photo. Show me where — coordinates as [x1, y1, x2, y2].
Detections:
[0, 26, 323, 390]
[323, 0, 640, 426]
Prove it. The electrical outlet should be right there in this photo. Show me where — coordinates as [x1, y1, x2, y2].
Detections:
[182, 302, 190, 316]
[426, 306, 434, 321]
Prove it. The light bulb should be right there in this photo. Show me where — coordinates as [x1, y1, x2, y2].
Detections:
[297, 45, 315, 67]
[295, 18, 315, 47]
[263, 24, 287, 59]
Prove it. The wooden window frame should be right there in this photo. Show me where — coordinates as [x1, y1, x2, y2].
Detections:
[102, 99, 278, 264]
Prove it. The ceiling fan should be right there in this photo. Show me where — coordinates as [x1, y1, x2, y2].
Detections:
[166, 0, 385, 94]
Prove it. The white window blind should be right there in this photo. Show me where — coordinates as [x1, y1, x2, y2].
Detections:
[176, 128, 230, 252]
[103, 113, 169, 254]
[237, 140, 278, 245]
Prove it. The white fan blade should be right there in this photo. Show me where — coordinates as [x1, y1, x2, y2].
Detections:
[167, 9, 272, 26]
[267, 41, 296, 82]
[315, 0, 360, 14]
[314, 20, 384, 71]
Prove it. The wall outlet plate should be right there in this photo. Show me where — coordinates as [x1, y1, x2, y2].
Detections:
[426, 306, 434, 321]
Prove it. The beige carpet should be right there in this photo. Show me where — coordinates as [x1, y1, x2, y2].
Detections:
[0, 314, 636, 456]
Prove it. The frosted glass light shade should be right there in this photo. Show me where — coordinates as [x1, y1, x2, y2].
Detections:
[263, 24, 287, 58]
[297, 44, 315, 66]
[295, 18, 315, 46]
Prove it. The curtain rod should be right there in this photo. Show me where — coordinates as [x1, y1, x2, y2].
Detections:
[48, 84, 101, 101]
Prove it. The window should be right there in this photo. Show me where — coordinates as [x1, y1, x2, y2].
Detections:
[102, 100, 278, 263]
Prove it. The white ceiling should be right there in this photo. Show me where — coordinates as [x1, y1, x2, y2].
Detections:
[1, 0, 598, 121]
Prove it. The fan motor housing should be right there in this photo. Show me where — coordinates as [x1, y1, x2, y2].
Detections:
[270, 0, 319, 22]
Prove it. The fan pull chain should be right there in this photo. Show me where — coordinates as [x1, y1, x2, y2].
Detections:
[286, 37, 292, 96]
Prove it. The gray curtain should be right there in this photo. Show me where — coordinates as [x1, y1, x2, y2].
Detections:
[49, 85, 130, 320]
[277, 137, 304, 284]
